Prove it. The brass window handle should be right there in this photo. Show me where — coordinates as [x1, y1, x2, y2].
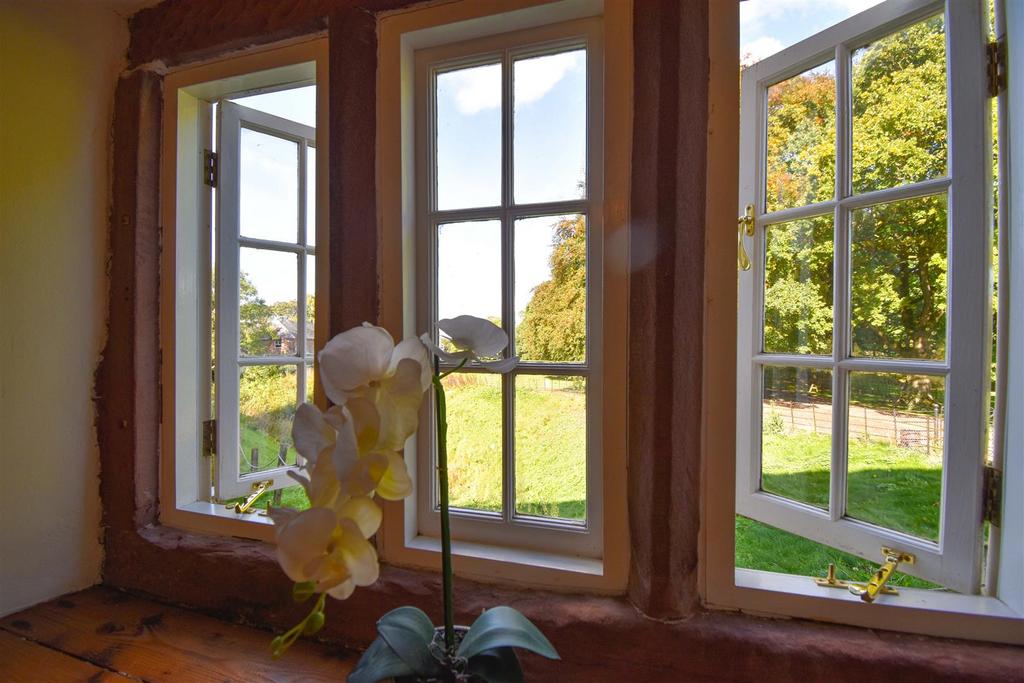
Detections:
[227, 479, 274, 514]
[737, 204, 755, 271]
[848, 547, 916, 603]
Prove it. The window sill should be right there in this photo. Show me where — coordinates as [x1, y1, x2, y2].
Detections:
[104, 525, 1024, 681]
[405, 534, 604, 576]
[737, 568, 1021, 619]
[703, 568, 1024, 645]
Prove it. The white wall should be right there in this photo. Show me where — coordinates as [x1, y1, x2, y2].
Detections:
[0, 1, 134, 615]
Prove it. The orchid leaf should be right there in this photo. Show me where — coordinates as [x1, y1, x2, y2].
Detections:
[375, 606, 442, 676]
[348, 637, 415, 683]
[456, 606, 559, 661]
[467, 646, 523, 683]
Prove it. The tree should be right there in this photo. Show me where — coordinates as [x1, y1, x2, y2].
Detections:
[762, 16, 948, 364]
[516, 215, 586, 362]
[239, 271, 278, 356]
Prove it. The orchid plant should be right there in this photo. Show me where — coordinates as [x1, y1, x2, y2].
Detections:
[270, 315, 558, 682]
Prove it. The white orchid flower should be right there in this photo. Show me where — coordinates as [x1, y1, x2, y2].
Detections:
[291, 400, 413, 504]
[273, 503, 381, 599]
[317, 324, 431, 452]
[420, 315, 518, 372]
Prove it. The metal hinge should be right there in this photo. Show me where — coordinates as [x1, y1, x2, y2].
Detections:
[987, 40, 1006, 97]
[983, 465, 1003, 526]
[202, 419, 217, 458]
[203, 149, 218, 187]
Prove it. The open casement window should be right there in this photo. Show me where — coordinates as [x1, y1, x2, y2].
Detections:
[214, 101, 317, 500]
[412, 18, 604, 559]
[737, 0, 991, 593]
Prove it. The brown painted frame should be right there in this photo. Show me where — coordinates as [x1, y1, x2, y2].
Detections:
[94, 0, 1023, 679]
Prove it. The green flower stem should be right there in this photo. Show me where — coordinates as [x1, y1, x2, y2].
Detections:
[272, 591, 327, 659]
[432, 357, 466, 653]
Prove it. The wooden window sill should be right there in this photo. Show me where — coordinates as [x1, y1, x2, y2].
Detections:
[0, 586, 355, 682]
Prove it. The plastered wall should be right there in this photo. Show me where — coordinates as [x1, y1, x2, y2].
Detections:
[0, 1, 132, 616]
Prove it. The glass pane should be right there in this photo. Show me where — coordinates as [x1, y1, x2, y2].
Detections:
[436, 63, 502, 210]
[437, 220, 502, 328]
[852, 15, 946, 195]
[514, 214, 586, 362]
[761, 366, 832, 509]
[444, 372, 502, 513]
[513, 49, 587, 204]
[305, 253, 316, 357]
[239, 128, 298, 242]
[846, 373, 944, 541]
[306, 145, 316, 246]
[239, 248, 298, 357]
[735, 516, 940, 588]
[305, 363, 315, 405]
[763, 215, 833, 355]
[230, 85, 316, 128]
[239, 364, 299, 474]
[850, 193, 947, 360]
[514, 375, 587, 521]
[765, 61, 836, 213]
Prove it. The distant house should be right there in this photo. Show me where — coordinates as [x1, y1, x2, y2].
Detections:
[265, 315, 314, 356]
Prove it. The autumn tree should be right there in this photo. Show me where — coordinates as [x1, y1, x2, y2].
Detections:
[516, 215, 586, 362]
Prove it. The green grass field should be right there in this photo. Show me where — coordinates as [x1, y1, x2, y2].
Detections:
[443, 374, 587, 520]
[230, 373, 945, 588]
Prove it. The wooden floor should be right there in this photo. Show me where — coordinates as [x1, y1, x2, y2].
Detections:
[0, 586, 357, 682]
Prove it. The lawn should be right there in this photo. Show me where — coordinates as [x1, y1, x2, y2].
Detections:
[231, 374, 945, 589]
[443, 373, 587, 520]
[744, 430, 942, 587]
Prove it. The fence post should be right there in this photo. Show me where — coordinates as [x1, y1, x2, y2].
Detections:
[811, 402, 817, 433]
[277, 443, 289, 468]
[250, 447, 260, 473]
[926, 411, 931, 457]
[892, 409, 899, 446]
[863, 406, 869, 438]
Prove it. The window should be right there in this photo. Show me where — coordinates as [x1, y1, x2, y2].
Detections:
[160, 41, 327, 538]
[216, 95, 317, 502]
[704, 0, 1022, 642]
[377, 0, 630, 587]
[413, 22, 602, 559]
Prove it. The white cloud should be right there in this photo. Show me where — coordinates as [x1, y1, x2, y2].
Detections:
[740, 0, 885, 64]
[442, 51, 583, 116]
[741, 36, 783, 66]
[513, 51, 583, 108]
[741, 0, 882, 35]
[444, 63, 501, 116]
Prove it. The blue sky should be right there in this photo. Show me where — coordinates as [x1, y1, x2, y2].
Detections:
[229, 4, 888, 318]
[230, 53, 586, 332]
[741, 0, 884, 64]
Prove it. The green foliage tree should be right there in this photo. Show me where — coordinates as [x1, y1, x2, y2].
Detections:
[239, 271, 277, 356]
[515, 215, 586, 362]
[763, 16, 948, 370]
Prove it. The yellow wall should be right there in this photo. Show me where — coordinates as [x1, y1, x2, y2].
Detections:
[0, 1, 132, 614]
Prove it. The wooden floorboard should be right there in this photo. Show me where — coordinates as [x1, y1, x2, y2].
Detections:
[0, 630, 127, 682]
[0, 586, 356, 682]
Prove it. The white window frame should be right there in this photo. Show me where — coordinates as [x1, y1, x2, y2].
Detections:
[737, 0, 987, 593]
[376, 0, 631, 591]
[159, 39, 328, 541]
[703, 0, 1024, 644]
[412, 20, 603, 559]
[216, 101, 317, 500]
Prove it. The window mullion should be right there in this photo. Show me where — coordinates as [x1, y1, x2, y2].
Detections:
[296, 142, 308, 407]
[501, 47, 515, 525]
[830, 42, 852, 523]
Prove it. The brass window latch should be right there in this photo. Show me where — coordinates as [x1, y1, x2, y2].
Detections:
[227, 479, 274, 514]
[737, 204, 755, 271]
[814, 547, 916, 603]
